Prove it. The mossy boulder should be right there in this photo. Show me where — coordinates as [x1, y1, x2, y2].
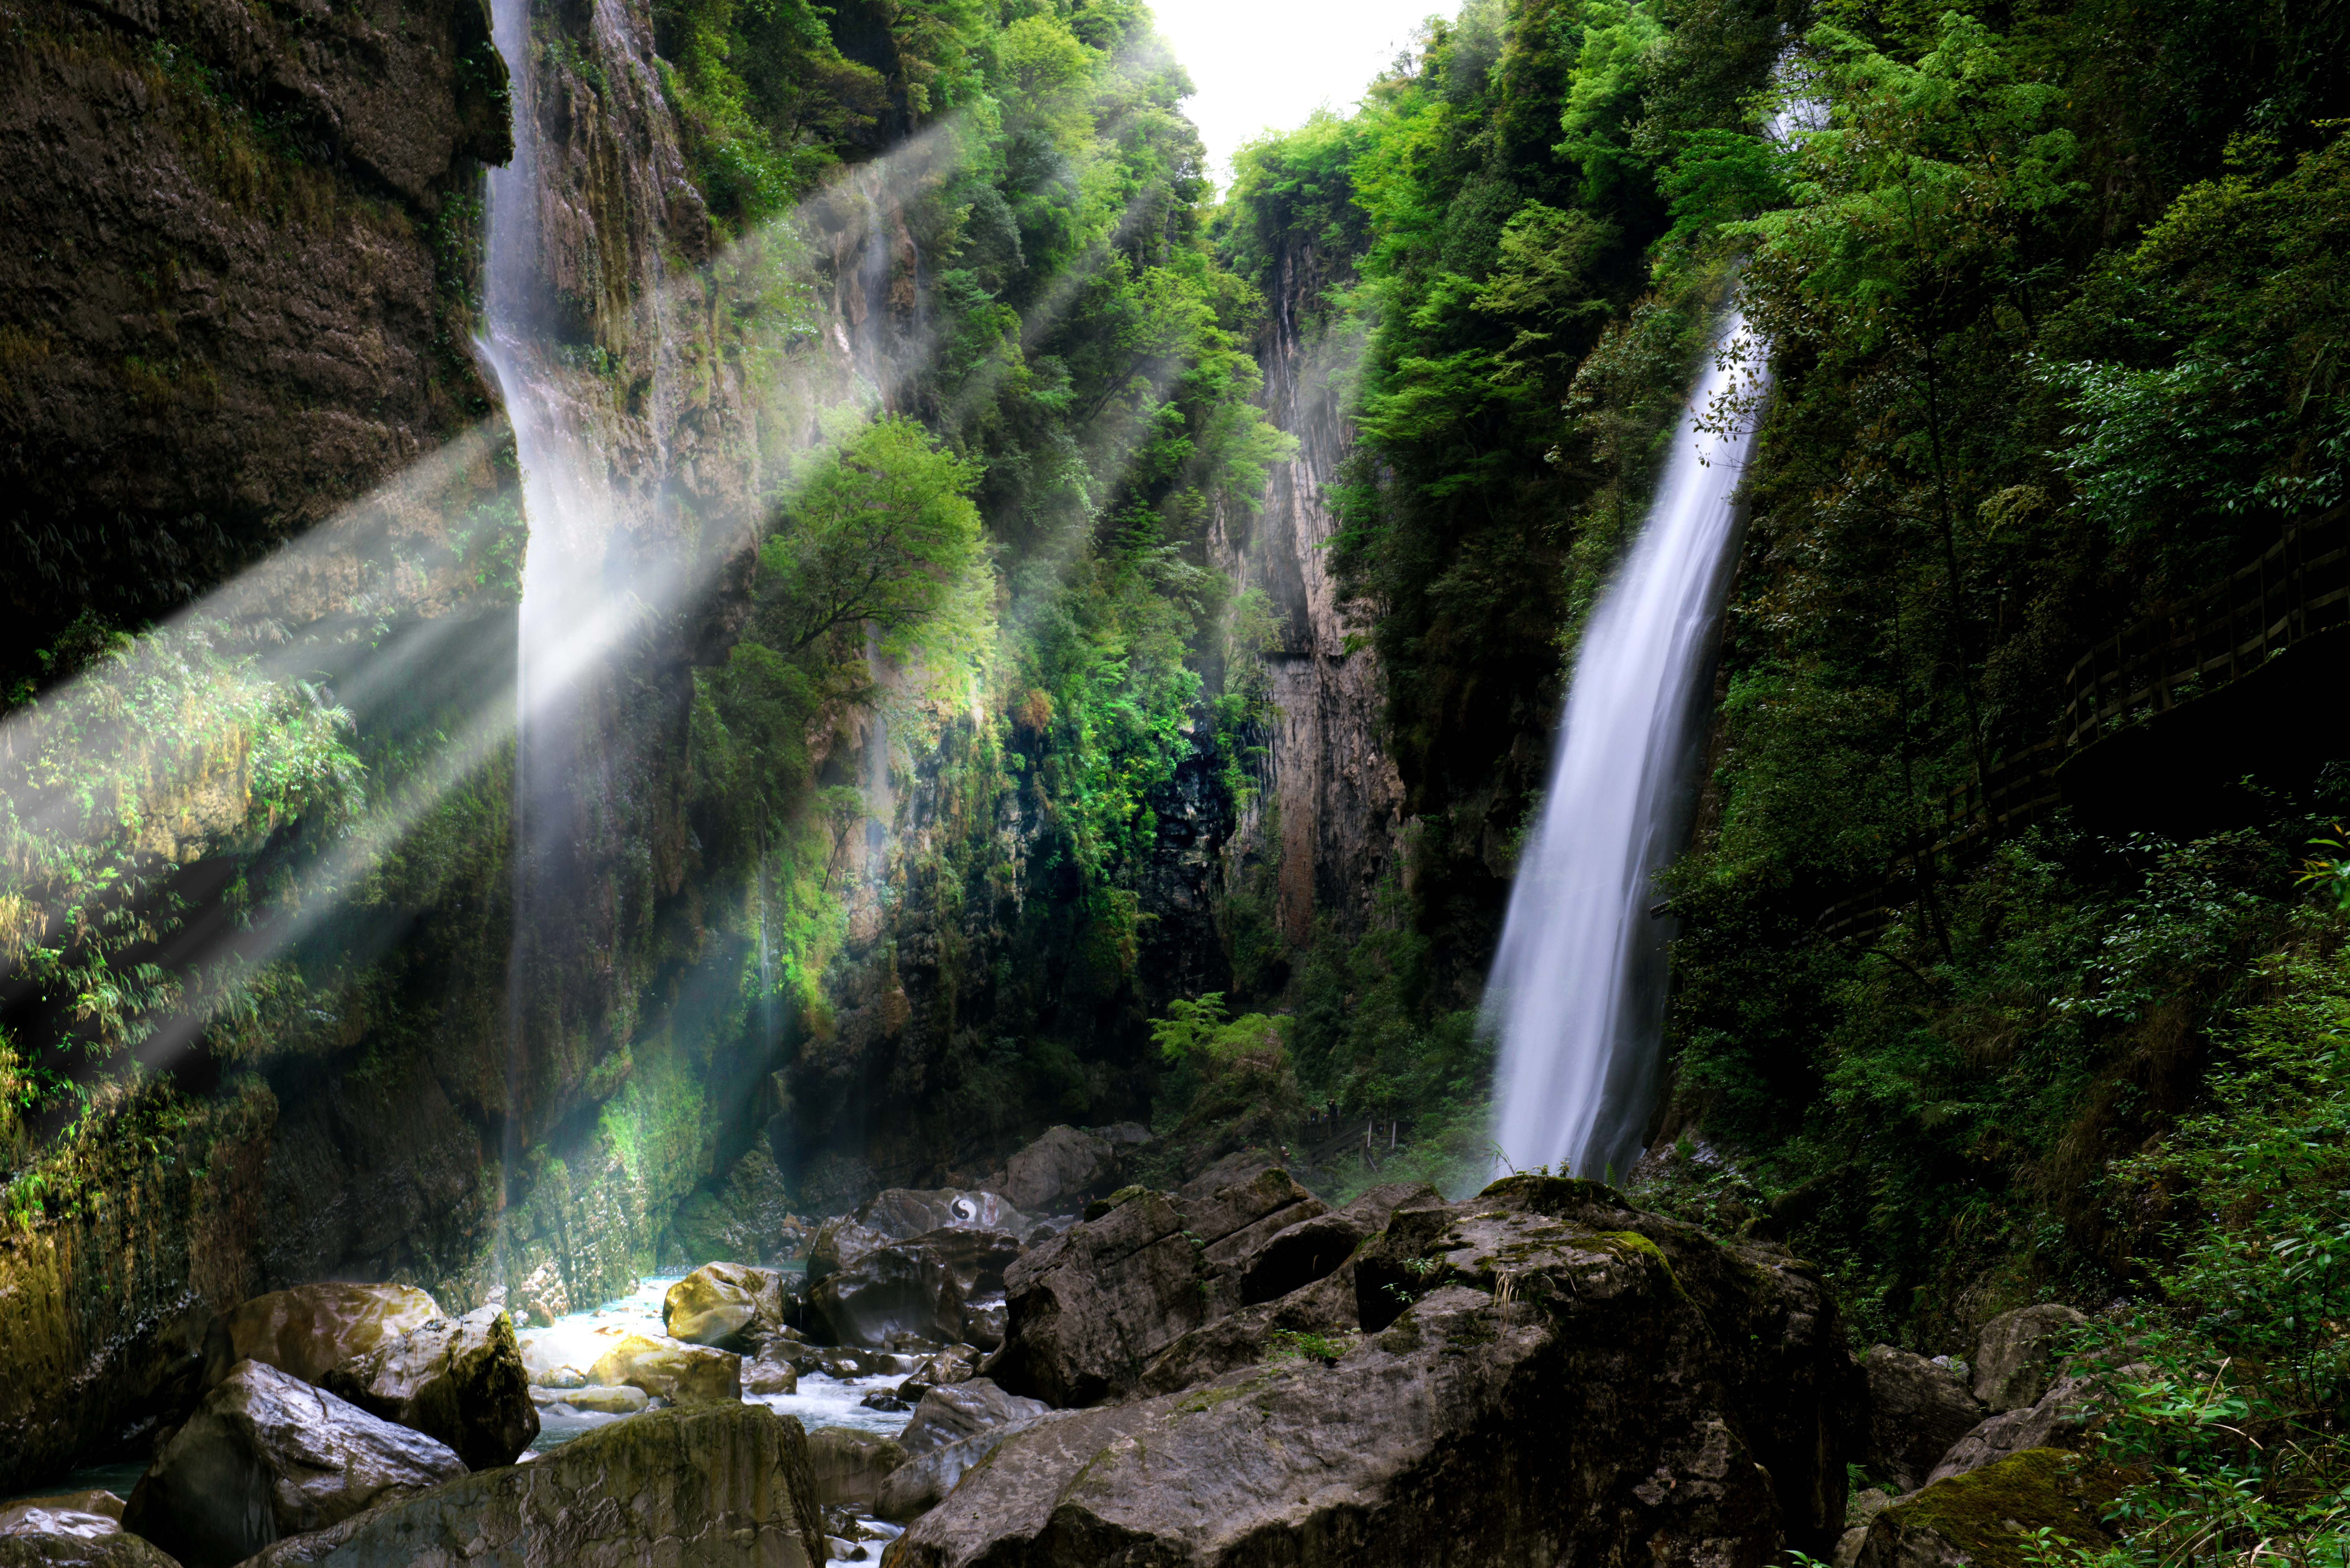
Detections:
[586, 1333, 741, 1405]
[240, 1403, 829, 1567]
[1855, 1448, 2124, 1568]
[202, 1284, 442, 1389]
[664, 1263, 788, 1349]
[0, 1534, 182, 1568]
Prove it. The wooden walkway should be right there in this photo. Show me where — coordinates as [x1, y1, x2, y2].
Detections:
[1817, 504, 2350, 943]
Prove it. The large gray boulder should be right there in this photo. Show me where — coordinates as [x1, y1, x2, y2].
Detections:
[201, 1284, 442, 1388]
[320, 1306, 538, 1471]
[857, 1189, 1031, 1241]
[239, 1403, 830, 1567]
[804, 1217, 888, 1290]
[808, 1241, 965, 1348]
[663, 1262, 789, 1349]
[990, 1167, 1325, 1407]
[123, 1359, 466, 1568]
[898, 1379, 1050, 1456]
[877, 1378, 1053, 1523]
[1862, 1345, 1985, 1492]
[1928, 1372, 2097, 1484]
[893, 1175, 1856, 1567]
[1971, 1304, 2089, 1412]
[994, 1127, 1118, 1214]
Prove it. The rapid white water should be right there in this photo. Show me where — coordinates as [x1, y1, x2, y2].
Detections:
[1486, 307, 1770, 1182]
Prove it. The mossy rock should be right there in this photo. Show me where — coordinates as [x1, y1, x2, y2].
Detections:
[1083, 1184, 1152, 1221]
[1857, 1448, 2126, 1568]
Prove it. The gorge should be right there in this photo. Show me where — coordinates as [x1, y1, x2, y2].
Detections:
[3, 0, 2348, 1564]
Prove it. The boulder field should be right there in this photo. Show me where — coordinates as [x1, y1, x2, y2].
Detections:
[1, 1127, 2133, 1568]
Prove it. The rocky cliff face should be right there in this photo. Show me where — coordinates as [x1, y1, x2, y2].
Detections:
[1213, 241, 1404, 942]
[0, 0, 513, 676]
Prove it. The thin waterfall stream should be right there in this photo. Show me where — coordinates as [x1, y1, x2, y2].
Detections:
[1486, 306, 1771, 1181]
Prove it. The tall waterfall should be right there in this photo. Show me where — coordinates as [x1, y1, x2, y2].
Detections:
[1486, 308, 1769, 1181]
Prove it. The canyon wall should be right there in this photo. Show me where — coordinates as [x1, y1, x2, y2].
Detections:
[1215, 241, 1404, 943]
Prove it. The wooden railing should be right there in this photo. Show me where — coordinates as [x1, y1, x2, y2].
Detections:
[1816, 504, 2350, 944]
[2059, 506, 2350, 747]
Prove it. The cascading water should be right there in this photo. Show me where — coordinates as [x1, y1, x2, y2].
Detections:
[1485, 307, 1770, 1182]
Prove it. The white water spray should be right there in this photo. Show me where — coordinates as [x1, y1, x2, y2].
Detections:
[1486, 307, 1770, 1181]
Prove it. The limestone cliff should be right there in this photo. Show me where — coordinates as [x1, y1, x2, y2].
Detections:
[1214, 240, 1404, 942]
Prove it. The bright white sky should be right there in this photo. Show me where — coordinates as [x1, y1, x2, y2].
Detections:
[1150, 0, 1449, 188]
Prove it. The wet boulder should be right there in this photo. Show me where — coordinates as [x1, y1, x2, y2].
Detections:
[1855, 1449, 2124, 1568]
[911, 1229, 1025, 1297]
[663, 1262, 789, 1350]
[897, 1379, 1049, 1456]
[1863, 1345, 1986, 1492]
[239, 1403, 829, 1568]
[1971, 1304, 2089, 1412]
[809, 1242, 965, 1349]
[962, 1296, 1008, 1351]
[894, 1176, 1856, 1568]
[994, 1126, 1118, 1215]
[990, 1166, 1326, 1408]
[0, 1494, 124, 1538]
[123, 1359, 466, 1568]
[858, 1189, 1031, 1241]
[803, 1427, 909, 1513]
[0, 1490, 168, 1567]
[805, 1217, 890, 1290]
[586, 1332, 742, 1405]
[744, 1342, 801, 1396]
[320, 1305, 538, 1471]
[201, 1283, 441, 1388]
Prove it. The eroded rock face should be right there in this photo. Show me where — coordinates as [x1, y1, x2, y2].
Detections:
[1238, 1181, 1436, 1307]
[585, 1333, 742, 1405]
[900, 1179, 1850, 1567]
[123, 1359, 465, 1568]
[1863, 1345, 1986, 1493]
[202, 1284, 442, 1388]
[319, 1306, 538, 1471]
[991, 1167, 1325, 1408]
[1971, 1304, 2089, 1412]
[240, 1403, 829, 1568]
[664, 1262, 789, 1349]
[994, 1127, 1117, 1215]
